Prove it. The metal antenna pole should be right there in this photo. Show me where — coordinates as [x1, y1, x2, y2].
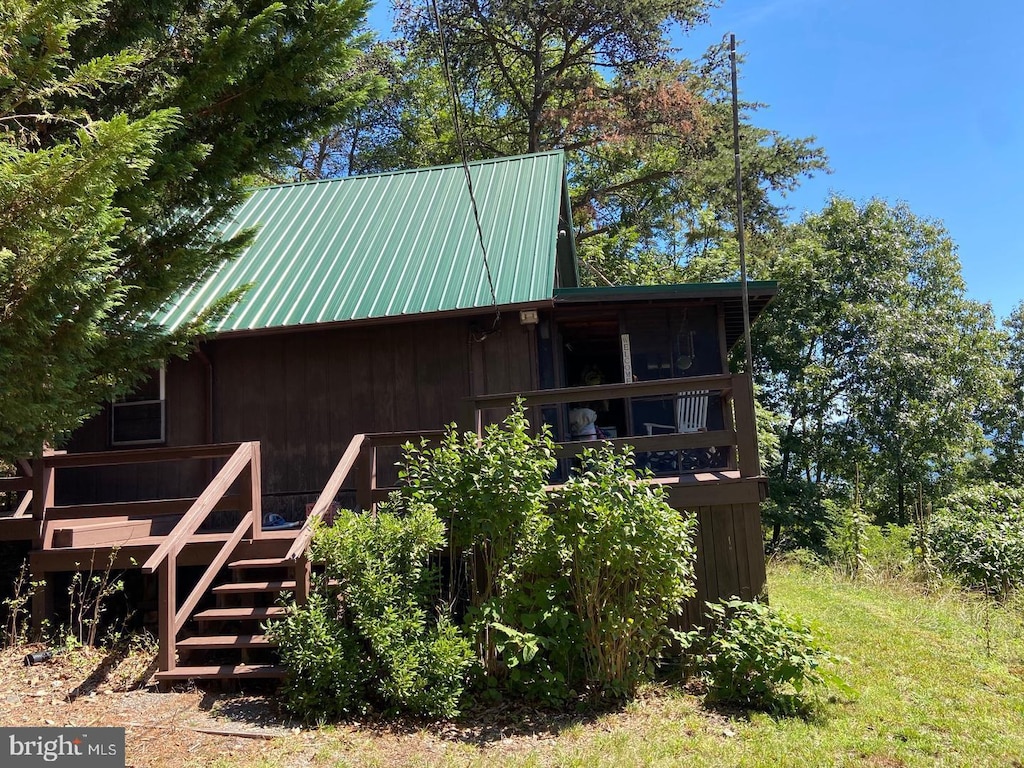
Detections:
[730, 34, 754, 377]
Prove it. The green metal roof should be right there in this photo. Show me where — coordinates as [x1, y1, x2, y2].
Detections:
[154, 151, 570, 334]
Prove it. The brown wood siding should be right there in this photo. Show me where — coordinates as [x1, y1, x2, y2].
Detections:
[58, 358, 208, 505]
[678, 502, 767, 629]
[61, 311, 537, 511]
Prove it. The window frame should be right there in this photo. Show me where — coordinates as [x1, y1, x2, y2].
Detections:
[110, 365, 167, 446]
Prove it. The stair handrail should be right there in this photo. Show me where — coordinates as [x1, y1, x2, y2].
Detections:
[140, 441, 259, 673]
[141, 441, 258, 574]
[286, 433, 366, 562]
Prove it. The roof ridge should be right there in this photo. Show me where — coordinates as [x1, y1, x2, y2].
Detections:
[250, 150, 566, 193]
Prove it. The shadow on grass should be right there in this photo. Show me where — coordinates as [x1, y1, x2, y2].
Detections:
[194, 689, 619, 746]
[65, 644, 159, 702]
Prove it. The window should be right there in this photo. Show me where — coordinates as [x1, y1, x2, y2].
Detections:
[111, 367, 166, 445]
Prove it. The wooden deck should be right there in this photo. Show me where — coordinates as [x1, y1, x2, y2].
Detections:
[0, 374, 768, 685]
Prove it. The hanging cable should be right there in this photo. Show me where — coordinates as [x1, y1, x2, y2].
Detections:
[429, 0, 501, 331]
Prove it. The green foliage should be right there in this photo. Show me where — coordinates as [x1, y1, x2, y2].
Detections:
[550, 444, 697, 696]
[400, 404, 563, 684]
[2, 556, 39, 647]
[858, 524, 916, 580]
[314, 500, 474, 718]
[0, 0, 179, 455]
[401, 404, 556, 608]
[695, 597, 849, 716]
[990, 303, 1024, 485]
[760, 477, 831, 554]
[268, 592, 370, 721]
[824, 499, 868, 576]
[0, 0, 378, 458]
[399, 407, 699, 701]
[754, 196, 1003, 544]
[270, 501, 474, 721]
[930, 484, 1024, 598]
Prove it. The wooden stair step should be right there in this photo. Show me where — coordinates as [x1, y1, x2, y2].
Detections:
[211, 580, 297, 594]
[193, 606, 288, 622]
[154, 664, 286, 681]
[228, 557, 290, 569]
[176, 634, 275, 650]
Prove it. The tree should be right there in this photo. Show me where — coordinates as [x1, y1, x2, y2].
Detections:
[987, 304, 1024, 484]
[754, 197, 1002, 538]
[286, 0, 825, 283]
[0, 0, 378, 458]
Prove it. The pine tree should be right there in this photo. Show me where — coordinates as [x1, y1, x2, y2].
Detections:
[0, 0, 379, 458]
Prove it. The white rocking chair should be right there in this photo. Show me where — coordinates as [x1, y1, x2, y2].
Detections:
[642, 390, 710, 474]
[643, 390, 709, 436]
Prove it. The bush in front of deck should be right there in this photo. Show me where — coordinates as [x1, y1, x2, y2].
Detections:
[402, 407, 699, 701]
[268, 591, 369, 721]
[269, 500, 474, 721]
[550, 444, 698, 696]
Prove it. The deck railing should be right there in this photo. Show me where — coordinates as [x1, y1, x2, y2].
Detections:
[286, 374, 762, 595]
[14, 441, 261, 673]
[0, 459, 34, 518]
[468, 372, 761, 478]
[286, 430, 445, 599]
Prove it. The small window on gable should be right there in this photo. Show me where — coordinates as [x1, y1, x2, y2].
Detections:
[111, 366, 166, 446]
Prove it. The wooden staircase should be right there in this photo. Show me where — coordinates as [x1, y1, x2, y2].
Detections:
[153, 555, 294, 684]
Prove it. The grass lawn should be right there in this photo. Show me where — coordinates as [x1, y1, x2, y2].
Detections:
[204, 562, 1024, 768]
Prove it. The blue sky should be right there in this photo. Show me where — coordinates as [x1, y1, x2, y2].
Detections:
[682, 0, 1024, 320]
[366, 0, 1024, 318]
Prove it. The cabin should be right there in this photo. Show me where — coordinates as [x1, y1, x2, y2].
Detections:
[0, 151, 775, 684]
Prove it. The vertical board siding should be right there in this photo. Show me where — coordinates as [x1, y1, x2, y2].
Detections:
[676, 503, 767, 630]
[57, 317, 473, 506]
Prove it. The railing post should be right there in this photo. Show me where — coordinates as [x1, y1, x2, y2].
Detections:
[732, 373, 761, 478]
[356, 442, 377, 514]
[158, 554, 177, 675]
[294, 555, 311, 604]
[249, 442, 263, 539]
[722, 392, 739, 471]
[31, 454, 55, 522]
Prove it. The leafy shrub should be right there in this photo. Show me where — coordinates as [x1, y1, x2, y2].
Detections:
[825, 499, 868, 576]
[400, 404, 557, 678]
[269, 592, 369, 721]
[825, 497, 918, 581]
[694, 597, 848, 715]
[401, 403, 556, 607]
[550, 444, 697, 696]
[473, 576, 583, 704]
[859, 524, 915, 579]
[270, 500, 474, 721]
[931, 484, 1024, 597]
[399, 410, 700, 702]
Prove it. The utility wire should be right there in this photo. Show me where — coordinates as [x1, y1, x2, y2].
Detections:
[429, 0, 500, 326]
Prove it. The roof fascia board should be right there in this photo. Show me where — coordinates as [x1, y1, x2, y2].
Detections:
[199, 299, 557, 341]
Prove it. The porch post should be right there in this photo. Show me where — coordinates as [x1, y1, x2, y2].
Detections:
[249, 441, 263, 539]
[732, 373, 761, 477]
[157, 556, 177, 675]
